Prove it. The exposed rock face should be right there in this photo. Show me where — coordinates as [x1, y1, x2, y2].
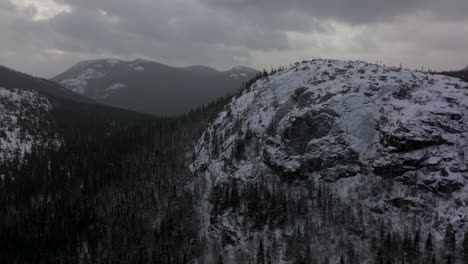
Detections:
[283, 109, 338, 154]
[189, 60, 468, 263]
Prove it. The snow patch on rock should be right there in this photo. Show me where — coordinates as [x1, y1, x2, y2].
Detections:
[105, 83, 128, 91]
[60, 68, 105, 94]
[134, 66, 145, 71]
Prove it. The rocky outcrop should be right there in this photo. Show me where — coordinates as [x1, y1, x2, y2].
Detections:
[190, 59, 468, 263]
[283, 109, 338, 154]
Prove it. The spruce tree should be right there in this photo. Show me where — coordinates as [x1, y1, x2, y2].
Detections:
[377, 248, 384, 264]
[425, 233, 434, 255]
[257, 239, 265, 264]
[346, 244, 356, 264]
[446, 255, 452, 264]
[463, 228, 468, 264]
[230, 180, 240, 210]
[443, 224, 456, 256]
[411, 229, 421, 262]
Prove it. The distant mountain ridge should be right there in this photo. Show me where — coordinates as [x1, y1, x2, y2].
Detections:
[52, 59, 258, 116]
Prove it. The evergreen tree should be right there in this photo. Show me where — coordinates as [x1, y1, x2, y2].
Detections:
[425, 233, 434, 255]
[410, 229, 421, 262]
[234, 138, 245, 160]
[446, 255, 452, 264]
[346, 244, 356, 264]
[443, 224, 456, 256]
[230, 180, 240, 210]
[257, 239, 265, 264]
[402, 231, 412, 260]
[377, 248, 384, 264]
[463, 229, 468, 264]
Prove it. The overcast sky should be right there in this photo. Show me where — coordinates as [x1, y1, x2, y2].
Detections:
[1, 0, 467, 78]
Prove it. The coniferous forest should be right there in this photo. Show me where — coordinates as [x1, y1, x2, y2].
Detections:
[0, 91, 230, 263]
[1, 65, 468, 263]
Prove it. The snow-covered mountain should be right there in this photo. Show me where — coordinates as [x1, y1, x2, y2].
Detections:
[463, 66, 468, 72]
[52, 59, 258, 116]
[189, 60, 468, 263]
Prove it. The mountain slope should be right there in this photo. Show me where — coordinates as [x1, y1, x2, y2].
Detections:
[0, 65, 154, 163]
[0, 86, 54, 161]
[52, 59, 258, 116]
[0, 72, 230, 263]
[190, 60, 468, 263]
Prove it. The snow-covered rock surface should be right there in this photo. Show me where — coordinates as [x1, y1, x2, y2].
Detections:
[190, 60, 468, 263]
[0, 87, 55, 161]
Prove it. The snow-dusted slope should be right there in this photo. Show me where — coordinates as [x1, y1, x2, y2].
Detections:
[52, 59, 258, 116]
[190, 60, 468, 263]
[0, 87, 55, 162]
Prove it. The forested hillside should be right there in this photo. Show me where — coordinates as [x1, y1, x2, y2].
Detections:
[0, 65, 236, 263]
[0, 93, 231, 263]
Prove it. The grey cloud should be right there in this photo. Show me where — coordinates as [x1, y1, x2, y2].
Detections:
[0, 0, 467, 78]
[200, 0, 468, 24]
[55, 1, 294, 50]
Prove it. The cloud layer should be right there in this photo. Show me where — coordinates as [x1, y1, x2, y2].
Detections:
[1, 0, 467, 77]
